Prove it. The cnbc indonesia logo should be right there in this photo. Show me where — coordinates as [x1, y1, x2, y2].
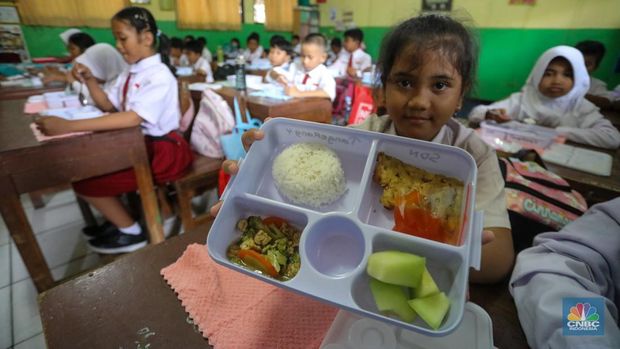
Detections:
[566, 302, 601, 333]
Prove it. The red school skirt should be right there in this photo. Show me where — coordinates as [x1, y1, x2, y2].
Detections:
[73, 131, 193, 197]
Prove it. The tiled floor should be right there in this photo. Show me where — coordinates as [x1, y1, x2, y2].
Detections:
[0, 190, 103, 349]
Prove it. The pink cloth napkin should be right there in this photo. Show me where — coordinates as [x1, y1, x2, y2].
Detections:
[29, 123, 90, 142]
[161, 244, 338, 349]
[24, 101, 47, 114]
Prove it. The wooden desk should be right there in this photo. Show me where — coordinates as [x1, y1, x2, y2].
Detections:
[191, 86, 332, 123]
[0, 98, 163, 293]
[0, 82, 65, 100]
[39, 221, 528, 349]
[545, 144, 620, 204]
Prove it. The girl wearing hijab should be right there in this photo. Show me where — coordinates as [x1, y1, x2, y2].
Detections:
[71, 43, 127, 104]
[469, 46, 620, 149]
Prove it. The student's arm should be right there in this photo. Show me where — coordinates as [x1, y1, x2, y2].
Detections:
[470, 227, 514, 283]
[73, 63, 117, 112]
[285, 85, 330, 99]
[509, 198, 620, 349]
[468, 93, 521, 126]
[35, 111, 142, 136]
[556, 112, 620, 149]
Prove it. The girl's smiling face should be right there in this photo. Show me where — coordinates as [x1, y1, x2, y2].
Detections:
[385, 48, 463, 141]
[538, 57, 574, 98]
[111, 19, 154, 64]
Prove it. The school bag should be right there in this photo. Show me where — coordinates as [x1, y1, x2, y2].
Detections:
[219, 96, 262, 161]
[189, 89, 235, 158]
[213, 64, 235, 81]
[332, 78, 355, 123]
[498, 151, 588, 252]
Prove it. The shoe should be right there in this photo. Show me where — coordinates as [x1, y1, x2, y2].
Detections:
[87, 229, 147, 254]
[82, 221, 116, 240]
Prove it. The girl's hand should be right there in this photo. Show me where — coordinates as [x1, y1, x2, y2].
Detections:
[485, 108, 511, 123]
[209, 124, 268, 217]
[285, 85, 301, 97]
[35, 116, 72, 136]
[72, 63, 94, 82]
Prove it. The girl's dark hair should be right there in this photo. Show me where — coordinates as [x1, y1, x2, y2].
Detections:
[170, 37, 183, 49]
[247, 32, 260, 43]
[68, 33, 95, 53]
[112, 6, 174, 74]
[377, 14, 478, 95]
[271, 37, 293, 56]
[184, 39, 203, 54]
[575, 40, 606, 67]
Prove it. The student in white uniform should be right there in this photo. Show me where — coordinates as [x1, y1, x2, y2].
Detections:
[242, 32, 264, 64]
[576, 40, 616, 109]
[329, 28, 372, 78]
[291, 34, 301, 55]
[170, 37, 189, 67]
[264, 37, 296, 85]
[72, 43, 127, 103]
[35, 7, 193, 254]
[184, 40, 214, 82]
[469, 46, 620, 149]
[284, 33, 336, 101]
[197, 36, 212, 63]
[326, 37, 343, 66]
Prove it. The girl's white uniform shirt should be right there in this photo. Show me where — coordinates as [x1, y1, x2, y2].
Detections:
[105, 54, 180, 137]
[202, 47, 212, 63]
[192, 57, 214, 83]
[264, 62, 297, 85]
[243, 46, 264, 63]
[292, 63, 336, 101]
[469, 45, 620, 149]
[329, 48, 372, 77]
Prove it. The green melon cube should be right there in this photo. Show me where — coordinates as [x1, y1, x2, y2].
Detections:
[412, 268, 440, 299]
[369, 278, 417, 323]
[367, 251, 425, 288]
[407, 292, 451, 330]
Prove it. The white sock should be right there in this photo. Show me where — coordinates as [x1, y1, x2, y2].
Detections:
[119, 222, 142, 235]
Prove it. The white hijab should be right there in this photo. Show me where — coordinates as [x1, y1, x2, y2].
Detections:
[60, 28, 81, 45]
[520, 45, 596, 127]
[75, 43, 127, 82]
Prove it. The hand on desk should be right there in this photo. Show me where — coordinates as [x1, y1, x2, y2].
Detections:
[485, 108, 511, 123]
[35, 116, 72, 136]
[284, 85, 302, 97]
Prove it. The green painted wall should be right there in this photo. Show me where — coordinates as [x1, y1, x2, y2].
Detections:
[321, 26, 620, 101]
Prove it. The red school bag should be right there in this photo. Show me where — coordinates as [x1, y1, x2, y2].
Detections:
[347, 84, 375, 125]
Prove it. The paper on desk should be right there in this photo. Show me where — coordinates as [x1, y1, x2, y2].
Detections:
[29, 123, 91, 142]
[188, 82, 222, 91]
[161, 244, 337, 349]
[249, 85, 292, 100]
[542, 143, 613, 176]
[40, 105, 104, 120]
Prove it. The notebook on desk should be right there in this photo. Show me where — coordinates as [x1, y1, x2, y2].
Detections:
[542, 143, 613, 176]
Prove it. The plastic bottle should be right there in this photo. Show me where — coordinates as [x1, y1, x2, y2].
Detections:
[343, 95, 352, 124]
[217, 45, 224, 64]
[235, 55, 246, 91]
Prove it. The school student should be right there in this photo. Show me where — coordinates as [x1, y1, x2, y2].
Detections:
[326, 37, 343, 66]
[215, 15, 515, 284]
[225, 37, 241, 59]
[264, 37, 296, 85]
[44, 32, 96, 84]
[170, 37, 189, 67]
[510, 198, 620, 348]
[197, 36, 212, 63]
[291, 34, 301, 55]
[71, 43, 127, 103]
[35, 7, 193, 254]
[329, 28, 372, 78]
[469, 46, 620, 149]
[184, 39, 214, 82]
[243, 32, 264, 64]
[284, 33, 336, 101]
[576, 40, 615, 109]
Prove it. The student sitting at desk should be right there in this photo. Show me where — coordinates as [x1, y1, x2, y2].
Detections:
[184, 40, 214, 83]
[169, 37, 189, 67]
[468, 46, 620, 149]
[35, 7, 192, 254]
[72, 43, 127, 103]
[283, 33, 336, 101]
[242, 32, 264, 64]
[197, 36, 212, 63]
[576, 40, 615, 110]
[328, 28, 372, 78]
[43, 32, 95, 84]
[264, 37, 296, 85]
[326, 37, 343, 66]
[510, 198, 620, 348]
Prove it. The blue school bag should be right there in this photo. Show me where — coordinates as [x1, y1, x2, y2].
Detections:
[220, 97, 262, 160]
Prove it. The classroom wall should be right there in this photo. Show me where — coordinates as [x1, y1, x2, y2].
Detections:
[17, 0, 620, 101]
[317, 0, 620, 100]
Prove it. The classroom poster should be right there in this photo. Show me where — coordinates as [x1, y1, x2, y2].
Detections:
[0, 24, 29, 62]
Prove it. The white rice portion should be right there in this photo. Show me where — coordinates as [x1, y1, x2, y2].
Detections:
[272, 142, 346, 207]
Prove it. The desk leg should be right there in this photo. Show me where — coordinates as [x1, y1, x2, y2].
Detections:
[0, 176, 54, 292]
[132, 146, 164, 244]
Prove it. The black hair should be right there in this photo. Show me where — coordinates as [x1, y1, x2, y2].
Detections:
[303, 33, 328, 52]
[270, 37, 293, 56]
[575, 40, 606, 67]
[269, 34, 285, 46]
[170, 37, 183, 49]
[247, 32, 260, 43]
[197, 36, 207, 45]
[377, 14, 478, 95]
[344, 28, 363, 43]
[184, 35, 194, 42]
[68, 33, 95, 53]
[231, 37, 240, 45]
[112, 6, 174, 74]
[292, 34, 300, 41]
[184, 39, 203, 54]
[330, 37, 342, 48]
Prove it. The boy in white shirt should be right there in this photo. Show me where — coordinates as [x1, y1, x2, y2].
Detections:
[264, 37, 296, 85]
[284, 33, 336, 101]
[184, 40, 214, 83]
[329, 28, 372, 78]
[291, 34, 301, 55]
[170, 37, 189, 67]
[326, 37, 343, 66]
[197, 36, 212, 63]
[243, 32, 264, 64]
[576, 40, 615, 109]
